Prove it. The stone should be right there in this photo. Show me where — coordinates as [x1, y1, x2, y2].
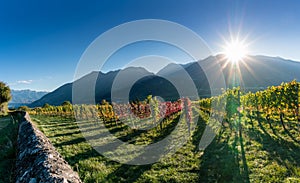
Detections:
[15, 112, 82, 183]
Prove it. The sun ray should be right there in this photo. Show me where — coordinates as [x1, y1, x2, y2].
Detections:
[218, 33, 253, 88]
[222, 37, 249, 63]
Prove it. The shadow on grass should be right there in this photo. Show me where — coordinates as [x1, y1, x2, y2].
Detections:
[254, 114, 300, 144]
[50, 130, 81, 138]
[64, 148, 101, 166]
[198, 139, 243, 182]
[55, 131, 119, 147]
[280, 123, 299, 144]
[191, 114, 207, 152]
[197, 115, 250, 183]
[239, 126, 250, 183]
[63, 114, 182, 182]
[107, 114, 181, 145]
[56, 137, 86, 147]
[63, 137, 153, 182]
[248, 127, 300, 173]
[105, 163, 152, 182]
[104, 143, 164, 182]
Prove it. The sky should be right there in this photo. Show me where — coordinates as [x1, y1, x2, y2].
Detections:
[1, 0, 300, 91]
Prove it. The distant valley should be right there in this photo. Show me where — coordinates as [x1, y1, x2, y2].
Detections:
[9, 90, 48, 108]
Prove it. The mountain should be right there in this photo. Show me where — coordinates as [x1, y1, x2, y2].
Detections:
[29, 55, 300, 107]
[9, 90, 48, 108]
[215, 55, 300, 89]
[30, 67, 154, 107]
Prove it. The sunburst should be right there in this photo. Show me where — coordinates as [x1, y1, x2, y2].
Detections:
[222, 38, 248, 63]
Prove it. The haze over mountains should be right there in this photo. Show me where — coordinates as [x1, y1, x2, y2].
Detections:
[9, 90, 48, 108]
[29, 55, 300, 107]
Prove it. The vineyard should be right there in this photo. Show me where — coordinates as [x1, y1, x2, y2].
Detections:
[198, 80, 300, 141]
[29, 80, 300, 182]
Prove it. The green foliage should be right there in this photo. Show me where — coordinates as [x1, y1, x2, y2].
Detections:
[198, 80, 300, 127]
[0, 115, 18, 182]
[32, 103, 300, 183]
[0, 103, 8, 116]
[31, 111, 193, 182]
[18, 105, 30, 112]
[0, 81, 11, 115]
[0, 81, 11, 104]
[43, 103, 51, 108]
[62, 101, 72, 106]
[27, 80, 300, 182]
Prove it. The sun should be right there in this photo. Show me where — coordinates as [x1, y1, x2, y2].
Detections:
[223, 39, 248, 63]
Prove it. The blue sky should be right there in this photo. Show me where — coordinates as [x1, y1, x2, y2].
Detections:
[1, 0, 300, 91]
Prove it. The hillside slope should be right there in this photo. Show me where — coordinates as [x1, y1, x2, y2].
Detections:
[9, 90, 48, 108]
[30, 55, 300, 107]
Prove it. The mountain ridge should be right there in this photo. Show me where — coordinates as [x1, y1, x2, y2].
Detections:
[29, 54, 300, 107]
[9, 89, 48, 108]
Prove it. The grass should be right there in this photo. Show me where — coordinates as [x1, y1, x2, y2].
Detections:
[0, 114, 18, 183]
[32, 114, 202, 182]
[31, 110, 300, 183]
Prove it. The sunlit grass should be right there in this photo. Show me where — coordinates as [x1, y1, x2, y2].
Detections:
[31, 110, 300, 182]
[32, 114, 202, 182]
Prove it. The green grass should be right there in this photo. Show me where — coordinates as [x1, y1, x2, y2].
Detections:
[0, 115, 18, 183]
[31, 111, 300, 183]
[32, 114, 202, 182]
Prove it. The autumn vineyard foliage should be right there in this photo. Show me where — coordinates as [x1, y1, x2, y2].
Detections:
[26, 80, 300, 182]
[28, 80, 300, 136]
[197, 80, 300, 136]
[29, 97, 193, 130]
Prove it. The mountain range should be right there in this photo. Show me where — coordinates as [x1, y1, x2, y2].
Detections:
[9, 89, 48, 108]
[29, 54, 300, 107]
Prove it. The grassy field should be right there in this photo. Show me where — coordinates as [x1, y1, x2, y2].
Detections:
[0, 115, 18, 183]
[31, 111, 300, 183]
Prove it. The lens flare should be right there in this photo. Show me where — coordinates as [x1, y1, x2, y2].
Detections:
[223, 39, 248, 63]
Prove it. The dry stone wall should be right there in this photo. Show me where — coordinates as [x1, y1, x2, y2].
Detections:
[15, 112, 82, 183]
